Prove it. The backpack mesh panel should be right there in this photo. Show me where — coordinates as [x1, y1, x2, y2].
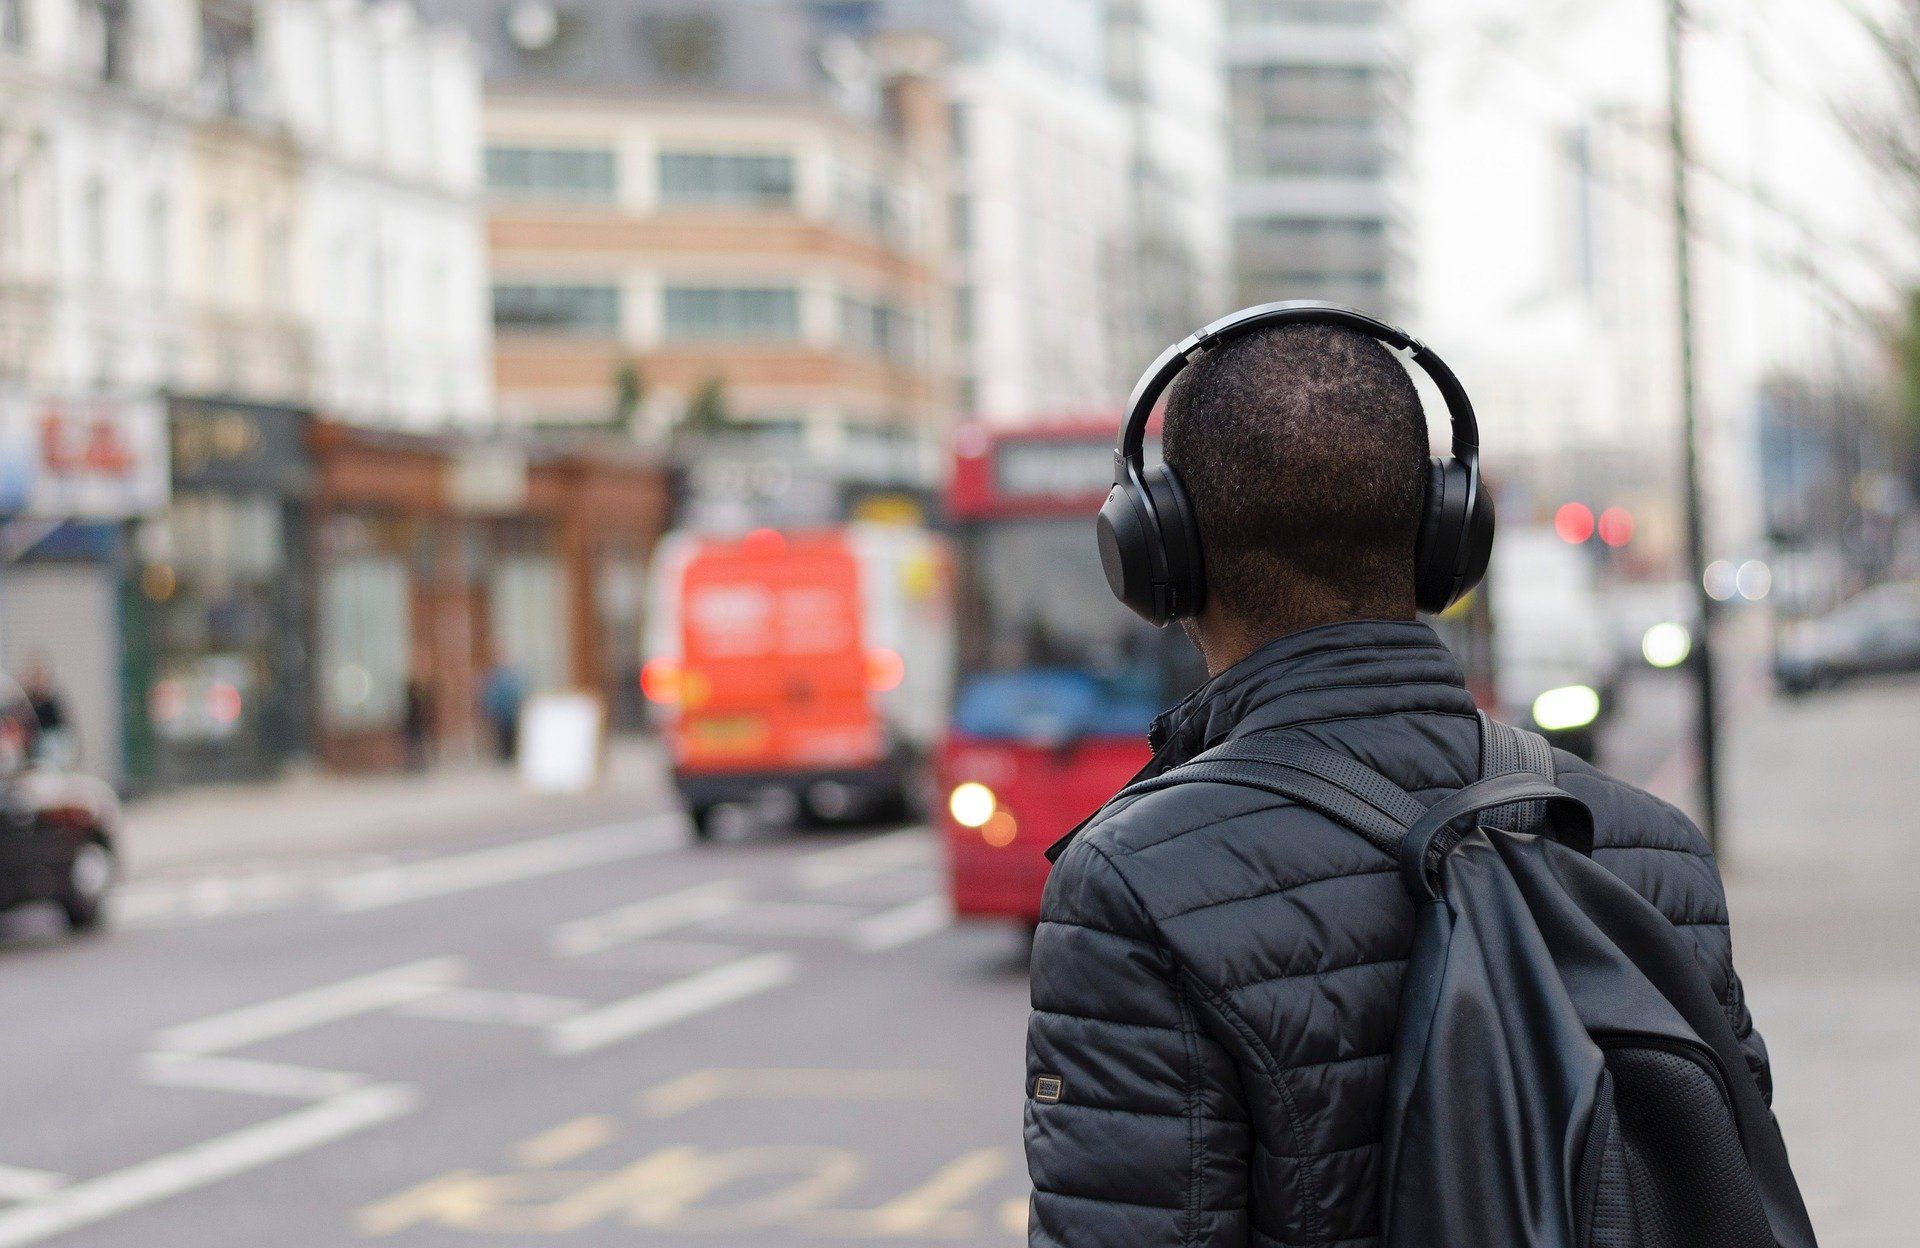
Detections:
[1587, 1047, 1776, 1248]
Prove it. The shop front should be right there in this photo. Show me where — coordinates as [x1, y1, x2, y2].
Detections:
[0, 392, 170, 789]
[313, 425, 668, 773]
[129, 398, 316, 789]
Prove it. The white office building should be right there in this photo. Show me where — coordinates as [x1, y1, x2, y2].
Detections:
[884, 0, 1131, 425]
[1226, 0, 1412, 318]
[1106, 0, 1231, 364]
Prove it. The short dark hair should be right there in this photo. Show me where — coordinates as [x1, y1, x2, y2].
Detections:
[1163, 323, 1429, 627]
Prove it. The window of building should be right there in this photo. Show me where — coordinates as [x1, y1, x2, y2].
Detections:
[658, 152, 794, 209]
[200, 7, 257, 114]
[94, 0, 132, 83]
[1233, 64, 1381, 127]
[1234, 118, 1386, 177]
[147, 191, 168, 294]
[484, 146, 617, 201]
[490, 554, 570, 695]
[1, 0, 27, 49]
[1229, 0, 1388, 25]
[205, 204, 231, 301]
[838, 293, 919, 364]
[320, 554, 408, 730]
[83, 177, 108, 284]
[491, 283, 621, 334]
[0, 165, 22, 265]
[663, 286, 801, 342]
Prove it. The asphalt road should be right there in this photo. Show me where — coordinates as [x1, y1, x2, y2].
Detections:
[0, 679, 1687, 1248]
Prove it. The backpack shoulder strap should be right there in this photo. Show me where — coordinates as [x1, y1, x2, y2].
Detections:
[1477, 710, 1555, 833]
[1107, 733, 1424, 857]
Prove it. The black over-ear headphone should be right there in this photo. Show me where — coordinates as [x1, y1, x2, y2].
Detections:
[1096, 300, 1494, 625]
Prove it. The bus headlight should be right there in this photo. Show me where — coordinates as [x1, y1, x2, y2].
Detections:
[949, 782, 997, 829]
[1641, 622, 1692, 669]
[1532, 685, 1601, 733]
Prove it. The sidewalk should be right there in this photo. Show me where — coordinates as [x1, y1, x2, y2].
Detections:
[120, 736, 677, 876]
[1717, 675, 1920, 1248]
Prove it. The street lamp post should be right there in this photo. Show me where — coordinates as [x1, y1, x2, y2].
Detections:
[1665, 0, 1723, 849]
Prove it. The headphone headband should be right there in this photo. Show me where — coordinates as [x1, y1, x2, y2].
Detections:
[1116, 300, 1481, 472]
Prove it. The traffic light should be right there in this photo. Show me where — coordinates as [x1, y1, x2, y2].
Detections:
[1597, 506, 1634, 548]
[1554, 502, 1596, 544]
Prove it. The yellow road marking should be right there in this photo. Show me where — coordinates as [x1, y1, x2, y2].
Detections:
[514, 1116, 618, 1169]
[356, 1146, 866, 1236]
[807, 1148, 1007, 1238]
[639, 1068, 954, 1117]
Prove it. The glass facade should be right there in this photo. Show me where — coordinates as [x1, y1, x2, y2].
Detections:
[491, 284, 621, 334]
[319, 551, 409, 732]
[662, 286, 801, 342]
[657, 151, 795, 209]
[484, 146, 618, 201]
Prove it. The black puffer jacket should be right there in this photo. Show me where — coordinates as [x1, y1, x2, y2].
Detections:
[1024, 620, 1769, 1248]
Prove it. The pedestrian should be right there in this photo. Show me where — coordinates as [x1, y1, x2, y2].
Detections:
[402, 665, 435, 773]
[1025, 308, 1790, 1247]
[481, 662, 524, 764]
[17, 654, 73, 766]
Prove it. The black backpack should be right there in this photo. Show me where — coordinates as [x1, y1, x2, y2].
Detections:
[1115, 714, 1818, 1248]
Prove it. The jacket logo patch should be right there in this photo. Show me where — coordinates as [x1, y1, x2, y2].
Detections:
[1032, 1075, 1064, 1103]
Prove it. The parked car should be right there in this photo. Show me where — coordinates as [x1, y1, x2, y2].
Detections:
[0, 678, 119, 931]
[1775, 583, 1920, 696]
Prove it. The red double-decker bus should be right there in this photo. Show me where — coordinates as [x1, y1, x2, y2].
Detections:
[938, 422, 1207, 924]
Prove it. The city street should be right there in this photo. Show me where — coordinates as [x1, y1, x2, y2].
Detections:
[0, 664, 1910, 1247]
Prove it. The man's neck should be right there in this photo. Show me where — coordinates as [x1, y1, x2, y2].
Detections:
[1187, 605, 1416, 678]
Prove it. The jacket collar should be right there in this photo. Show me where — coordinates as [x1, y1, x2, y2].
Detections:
[1148, 618, 1468, 766]
[1047, 619, 1470, 862]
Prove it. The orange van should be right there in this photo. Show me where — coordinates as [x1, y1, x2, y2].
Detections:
[644, 528, 946, 837]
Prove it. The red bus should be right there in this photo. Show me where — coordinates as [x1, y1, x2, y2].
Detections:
[938, 422, 1207, 923]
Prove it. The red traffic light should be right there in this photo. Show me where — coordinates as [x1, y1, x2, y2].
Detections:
[1553, 502, 1596, 544]
[1598, 506, 1635, 548]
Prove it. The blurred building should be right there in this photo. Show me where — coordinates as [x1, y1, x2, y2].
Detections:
[1226, 0, 1412, 318]
[883, 0, 1131, 424]
[421, 0, 952, 505]
[0, 0, 495, 790]
[1106, 0, 1231, 364]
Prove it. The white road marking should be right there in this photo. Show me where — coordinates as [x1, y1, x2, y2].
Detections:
[854, 894, 954, 951]
[140, 1053, 367, 1102]
[547, 953, 798, 1056]
[327, 817, 683, 913]
[550, 880, 744, 958]
[795, 828, 932, 890]
[0, 1169, 64, 1204]
[395, 987, 587, 1027]
[703, 899, 867, 938]
[0, 1085, 417, 1248]
[593, 938, 750, 975]
[154, 958, 465, 1056]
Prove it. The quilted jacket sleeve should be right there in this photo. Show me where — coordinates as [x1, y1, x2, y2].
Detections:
[1025, 835, 1253, 1248]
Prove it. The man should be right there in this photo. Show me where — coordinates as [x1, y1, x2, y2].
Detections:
[1023, 323, 1768, 1247]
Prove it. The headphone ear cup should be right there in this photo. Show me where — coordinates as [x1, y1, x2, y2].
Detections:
[1414, 456, 1495, 614]
[1143, 464, 1205, 620]
[1098, 483, 1163, 624]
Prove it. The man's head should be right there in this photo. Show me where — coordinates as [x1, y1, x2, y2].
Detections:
[1163, 322, 1430, 671]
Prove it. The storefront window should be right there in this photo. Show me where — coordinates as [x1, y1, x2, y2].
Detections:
[320, 555, 408, 730]
[490, 555, 569, 694]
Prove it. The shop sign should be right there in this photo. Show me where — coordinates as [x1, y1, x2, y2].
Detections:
[447, 446, 529, 514]
[0, 393, 169, 519]
[169, 399, 313, 494]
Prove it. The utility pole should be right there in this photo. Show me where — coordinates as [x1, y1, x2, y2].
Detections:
[1664, 0, 1722, 848]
